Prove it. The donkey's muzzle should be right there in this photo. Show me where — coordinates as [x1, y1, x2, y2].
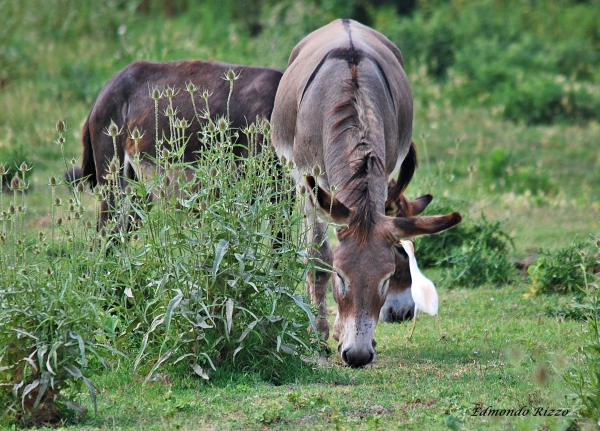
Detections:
[342, 344, 375, 368]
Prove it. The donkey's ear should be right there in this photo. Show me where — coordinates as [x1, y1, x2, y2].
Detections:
[409, 194, 433, 216]
[386, 212, 462, 243]
[306, 175, 351, 223]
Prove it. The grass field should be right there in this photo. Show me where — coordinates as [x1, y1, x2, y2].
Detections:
[1, 1, 599, 429]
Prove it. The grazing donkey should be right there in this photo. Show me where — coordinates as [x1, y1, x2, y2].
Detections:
[271, 19, 461, 367]
[81, 59, 282, 229]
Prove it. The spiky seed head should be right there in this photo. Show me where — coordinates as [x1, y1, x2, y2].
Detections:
[262, 119, 271, 134]
[312, 165, 320, 177]
[54, 197, 61, 206]
[86, 221, 92, 229]
[70, 158, 76, 166]
[162, 148, 169, 159]
[56, 217, 63, 226]
[299, 185, 306, 195]
[199, 201, 207, 211]
[225, 69, 238, 82]
[74, 211, 81, 219]
[49, 176, 57, 186]
[207, 121, 216, 134]
[132, 234, 139, 241]
[131, 127, 141, 140]
[287, 160, 294, 170]
[55, 119, 66, 133]
[108, 121, 119, 138]
[69, 204, 75, 212]
[217, 118, 227, 132]
[46, 268, 52, 275]
[8, 205, 15, 214]
[100, 228, 107, 238]
[10, 176, 20, 190]
[19, 162, 28, 172]
[56, 136, 65, 145]
[109, 162, 118, 174]
[209, 167, 218, 177]
[248, 124, 255, 134]
[280, 155, 287, 165]
[0, 165, 5, 175]
[16, 205, 23, 213]
[76, 182, 84, 193]
[93, 185, 101, 196]
[166, 106, 174, 117]
[152, 88, 161, 100]
[202, 89, 211, 100]
[125, 185, 133, 196]
[137, 220, 144, 229]
[105, 173, 113, 181]
[186, 82, 197, 93]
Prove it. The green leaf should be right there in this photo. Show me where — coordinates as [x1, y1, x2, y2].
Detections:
[212, 239, 229, 284]
[226, 297, 234, 334]
[165, 290, 183, 336]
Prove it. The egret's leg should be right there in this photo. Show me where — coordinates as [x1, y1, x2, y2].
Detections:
[436, 315, 445, 340]
[408, 307, 418, 341]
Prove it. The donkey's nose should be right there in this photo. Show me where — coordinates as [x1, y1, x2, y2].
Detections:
[342, 345, 375, 368]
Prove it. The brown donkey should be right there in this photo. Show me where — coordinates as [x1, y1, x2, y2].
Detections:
[81, 60, 282, 230]
[271, 19, 461, 367]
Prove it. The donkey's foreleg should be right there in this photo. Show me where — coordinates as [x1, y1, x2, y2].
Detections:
[304, 196, 333, 340]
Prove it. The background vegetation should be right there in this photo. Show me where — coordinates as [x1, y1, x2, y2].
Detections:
[1, 0, 599, 429]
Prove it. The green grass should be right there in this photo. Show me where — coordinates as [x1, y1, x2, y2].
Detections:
[35, 285, 581, 430]
[2, 0, 600, 429]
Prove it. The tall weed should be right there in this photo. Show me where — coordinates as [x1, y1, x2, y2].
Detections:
[563, 237, 600, 421]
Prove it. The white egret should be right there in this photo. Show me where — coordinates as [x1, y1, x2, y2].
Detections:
[399, 240, 443, 340]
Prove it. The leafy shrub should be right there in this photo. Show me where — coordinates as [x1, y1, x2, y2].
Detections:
[0, 252, 116, 427]
[1, 84, 321, 426]
[527, 241, 598, 296]
[415, 199, 516, 288]
[125, 118, 319, 381]
[563, 237, 600, 420]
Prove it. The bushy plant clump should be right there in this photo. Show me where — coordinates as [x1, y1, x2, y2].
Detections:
[415, 198, 516, 288]
[0, 83, 320, 426]
[122, 115, 320, 381]
[563, 237, 600, 421]
[527, 240, 598, 296]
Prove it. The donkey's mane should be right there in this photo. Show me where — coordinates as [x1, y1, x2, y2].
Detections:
[329, 75, 384, 246]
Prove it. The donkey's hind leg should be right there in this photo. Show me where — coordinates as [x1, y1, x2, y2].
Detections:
[303, 194, 333, 341]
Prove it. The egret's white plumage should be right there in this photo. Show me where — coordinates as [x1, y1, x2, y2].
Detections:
[399, 240, 443, 340]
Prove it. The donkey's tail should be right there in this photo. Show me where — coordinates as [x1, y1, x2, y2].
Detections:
[80, 114, 97, 188]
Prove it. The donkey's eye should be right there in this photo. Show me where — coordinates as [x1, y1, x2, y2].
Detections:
[380, 274, 392, 296]
[336, 273, 348, 295]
